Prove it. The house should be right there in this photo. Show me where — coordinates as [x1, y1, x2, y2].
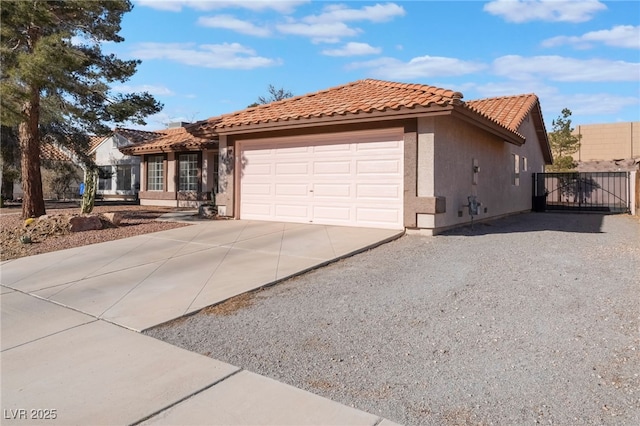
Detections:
[90, 128, 173, 200]
[119, 125, 218, 207]
[11, 140, 85, 200]
[572, 121, 640, 172]
[123, 79, 552, 234]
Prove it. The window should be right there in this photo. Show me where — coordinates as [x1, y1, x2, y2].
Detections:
[97, 166, 112, 191]
[522, 156, 528, 172]
[512, 154, 520, 186]
[147, 155, 164, 191]
[116, 165, 132, 191]
[178, 153, 199, 191]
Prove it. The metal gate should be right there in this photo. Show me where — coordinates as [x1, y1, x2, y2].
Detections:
[533, 172, 630, 213]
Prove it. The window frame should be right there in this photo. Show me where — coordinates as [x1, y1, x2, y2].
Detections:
[116, 164, 133, 191]
[146, 154, 166, 192]
[512, 153, 520, 186]
[97, 166, 112, 191]
[177, 152, 202, 192]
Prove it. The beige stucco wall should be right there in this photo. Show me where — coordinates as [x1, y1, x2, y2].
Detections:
[573, 122, 639, 162]
[418, 113, 546, 233]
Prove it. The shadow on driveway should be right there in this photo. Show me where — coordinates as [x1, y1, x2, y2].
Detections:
[442, 212, 607, 236]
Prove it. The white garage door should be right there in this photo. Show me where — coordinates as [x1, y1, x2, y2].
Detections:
[239, 129, 404, 229]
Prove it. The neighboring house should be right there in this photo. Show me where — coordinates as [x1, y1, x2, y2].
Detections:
[124, 79, 552, 234]
[12, 141, 84, 200]
[90, 128, 171, 200]
[572, 121, 640, 172]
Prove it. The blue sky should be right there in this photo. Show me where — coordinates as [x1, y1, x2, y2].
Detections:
[108, 0, 640, 130]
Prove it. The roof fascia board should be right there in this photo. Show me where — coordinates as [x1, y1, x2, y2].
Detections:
[213, 106, 454, 136]
[452, 107, 525, 146]
[531, 103, 553, 164]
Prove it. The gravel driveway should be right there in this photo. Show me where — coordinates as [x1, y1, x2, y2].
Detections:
[146, 213, 640, 425]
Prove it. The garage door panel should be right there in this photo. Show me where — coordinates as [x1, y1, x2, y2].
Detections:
[312, 205, 352, 222]
[313, 161, 351, 175]
[244, 163, 272, 176]
[356, 207, 401, 225]
[313, 143, 351, 153]
[242, 203, 272, 216]
[274, 204, 308, 219]
[357, 159, 401, 174]
[313, 184, 351, 198]
[275, 183, 309, 197]
[242, 183, 272, 196]
[356, 184, 400, 199]
[275, 162, 309, 175]
[276, 146, 310, 155]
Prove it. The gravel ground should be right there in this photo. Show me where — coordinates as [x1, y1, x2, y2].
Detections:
[146, 213, 640, 425]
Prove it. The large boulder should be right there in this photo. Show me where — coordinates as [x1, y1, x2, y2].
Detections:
[69, 215, 103, 232]
[102, 212, 124, 226]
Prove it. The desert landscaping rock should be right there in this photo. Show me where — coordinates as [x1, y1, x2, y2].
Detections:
[69, 215, 103, 232]
[102, 212, 124, 226]
[146, 213, 640, 425]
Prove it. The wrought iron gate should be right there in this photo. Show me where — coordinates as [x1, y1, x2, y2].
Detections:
[533, 172, 630, 213]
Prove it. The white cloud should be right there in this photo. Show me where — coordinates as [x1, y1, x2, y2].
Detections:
[348, 55, 487, 80]
[197, 15, 271, 37]
[484, 0, 607, 23]
[135, 0, 308, 13]
[276, 21, 360, 43]
[305, 3, 405, 24]
[322, 42, 381, 57]
[542, 25, 640, 49]
[130, 42, 281, 69]
[277, 2, 405, 43]
[112, 84, 175, 96]
[493, 55, 640, 82]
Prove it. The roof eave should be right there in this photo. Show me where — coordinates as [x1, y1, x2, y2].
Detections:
[212, 105, 455, 136]
[119, 141, 218, 156]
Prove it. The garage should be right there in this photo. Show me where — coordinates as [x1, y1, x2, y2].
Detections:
[239, 128, 404, 229]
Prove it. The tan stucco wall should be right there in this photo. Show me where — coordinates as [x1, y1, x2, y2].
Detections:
[137, 149, 217, 207]
[573, 122, 639, 162]
[215, 135, 234, 216]
[418, 113, 546, 233]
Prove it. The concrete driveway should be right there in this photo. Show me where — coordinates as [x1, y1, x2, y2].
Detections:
[1, 220, 402, 425]
[1, 220, 401, 331]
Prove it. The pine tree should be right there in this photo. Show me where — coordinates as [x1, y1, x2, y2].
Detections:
[1, 0, 162, 218]
[547, 108, 581, 172]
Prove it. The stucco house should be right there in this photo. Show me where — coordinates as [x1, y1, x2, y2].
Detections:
[122, 79, 552, 234]
[89, 128, 178, 200]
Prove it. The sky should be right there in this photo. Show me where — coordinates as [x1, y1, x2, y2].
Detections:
[107, 0, 640, 130]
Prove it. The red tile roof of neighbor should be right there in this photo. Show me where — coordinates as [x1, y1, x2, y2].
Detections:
[120, 125, 216, 154]
[124, 79, 549, 155]
[40, 141, 74, 162]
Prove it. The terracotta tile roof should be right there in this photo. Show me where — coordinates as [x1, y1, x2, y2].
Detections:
[88, 135, 107, 152]
[120, 125, 217, 154]
[465, 94, 540, 135]
[40, 142, 75, 163]
[193, 79, 464, 134]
